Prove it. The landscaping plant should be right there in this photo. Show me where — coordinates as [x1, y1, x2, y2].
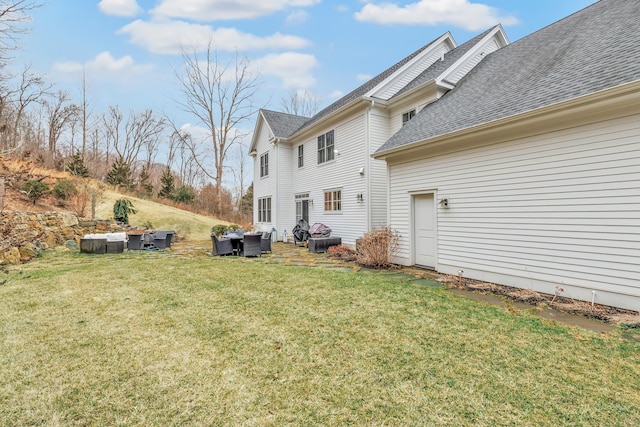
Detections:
[356, 226, 399, 268]
[113, 198, 137, 224]
[22, 179, 50, 204]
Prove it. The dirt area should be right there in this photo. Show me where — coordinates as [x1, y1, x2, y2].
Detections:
[431, 273, 640, 328]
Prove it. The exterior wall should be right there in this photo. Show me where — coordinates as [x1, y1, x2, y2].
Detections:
[368, 106, 392, 228]
[387, 112, 640, 311]
[288, 114, 369, 245]
[252, 122, 278, 233]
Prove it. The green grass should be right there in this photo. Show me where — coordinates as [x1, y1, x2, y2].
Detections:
[95, 190, 228, 240]
[1, 249, 639, 426]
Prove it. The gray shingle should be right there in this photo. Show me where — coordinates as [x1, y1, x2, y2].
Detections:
[260, 109, 309, 139]
[376, 0, 640, 155]
[289, 34, 446, 134]
[391, 26, 497, 100]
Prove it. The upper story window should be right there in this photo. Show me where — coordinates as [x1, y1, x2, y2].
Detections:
[297, 144, 304, 168]
[324, 189, 342, 212]
[317, 130, 335, 164]
[260, 152, 269, 177]
[402, 109, 416, 126]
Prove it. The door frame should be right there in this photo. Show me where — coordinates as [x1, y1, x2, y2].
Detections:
[409, 190, 438, 269]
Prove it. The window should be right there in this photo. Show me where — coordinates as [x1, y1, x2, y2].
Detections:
[295, 193, 310, 222]
[402, 109, 416, 126]
[258, 197, 271, 222]
[317, 130, 335, 164]
[260, 152, 269, 177]
[324, 189, 341, 212]
[297, 144, 304, 168]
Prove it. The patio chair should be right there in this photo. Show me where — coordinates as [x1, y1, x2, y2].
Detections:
[211, 235, 233, 256]
[241, 233, 262, 257]
[261, 231, 272, 253]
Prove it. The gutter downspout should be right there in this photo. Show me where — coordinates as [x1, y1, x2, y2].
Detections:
[366, 100, 374, 234]
[272, 137, 279, 234]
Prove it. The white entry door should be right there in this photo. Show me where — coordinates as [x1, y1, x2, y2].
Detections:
[413, 194, 436, 268]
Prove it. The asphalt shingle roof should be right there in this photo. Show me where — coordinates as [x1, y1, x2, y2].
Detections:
[391, 26, 497, 100]
[260, 109, 309, 139]
[259, 34, 448, 138]
[376, 0, 640, 155]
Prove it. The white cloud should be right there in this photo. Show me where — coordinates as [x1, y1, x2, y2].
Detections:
[53, 51, 153, 76]
[118, 20, 310, 54]
[357, 73, 372, 82]
[98, 0, 142, 17]
[285, 10, 310, 25]
[252, 52, 318, 89]
[354, 0, 519, 31]
[328, 90, 344, 100]
[152, 0, 321, 21]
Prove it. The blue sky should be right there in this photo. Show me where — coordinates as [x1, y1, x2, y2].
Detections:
[20, 0, 596, 135]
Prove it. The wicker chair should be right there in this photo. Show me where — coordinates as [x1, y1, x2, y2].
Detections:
[261, 232, 272, 253]
[241, 233, 262, 257]
[211, 235, 233, 256]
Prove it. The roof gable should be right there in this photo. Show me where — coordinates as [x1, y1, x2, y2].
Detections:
[366, 33, 456, 101]
[391, 25, 505, 100]
[291, 32, 453, 135]
[376, 0, 640, 155]
[249, 109, 308, 154]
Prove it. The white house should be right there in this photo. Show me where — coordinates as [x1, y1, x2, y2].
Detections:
[250, 26, 509, 245]
[372, 0, 640, 311]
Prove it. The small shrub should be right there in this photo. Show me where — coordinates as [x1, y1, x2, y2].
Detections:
[327, 244, 357, 262]
[52, 178, 78, 200]
[22, 180, 50, 204]
[227, 224, 240, 232]
[211, 224, 228, 237]
[356, 227, 399, 269]
[172, 185, 196, 204]
[113, 199, 137, 224]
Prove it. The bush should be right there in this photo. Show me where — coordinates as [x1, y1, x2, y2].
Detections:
[113, 199, 137, 224]
[327, 244, 357, 262]
[355, 227, 399, 269]
[22, 180, 50, 204]
[52, 178, 78, 200]
[172, 185, 196, 204]
[211, 224, 228, 237]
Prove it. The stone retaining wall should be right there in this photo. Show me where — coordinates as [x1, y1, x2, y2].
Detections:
[0, 212, 123, 265]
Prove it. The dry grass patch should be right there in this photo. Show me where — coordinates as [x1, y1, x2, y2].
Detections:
[1, 249, 639, 425]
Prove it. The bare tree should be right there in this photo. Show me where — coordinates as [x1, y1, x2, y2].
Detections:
[44, 90, 79, 159]
[0, 65, 51, 153]
[281, 89, 322, 117]
[103, 106, 166, 173]
[0, 0, 41, 72]
[227, 142, 250, 218]
[173, 40, 260, 212]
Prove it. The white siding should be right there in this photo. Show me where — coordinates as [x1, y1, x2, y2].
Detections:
[289, 115, 368, 245]
[387, 113, 640, 310]
[442, 37, 501, 85]
[253, 122, 277, 231]
[275, 143, 294, 235]
[375, 44, 451, 100]
[368, 106, 391, 228]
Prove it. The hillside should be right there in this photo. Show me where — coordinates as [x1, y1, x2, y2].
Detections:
[1, 157, 227, 241]
[96, 190, 228, 240]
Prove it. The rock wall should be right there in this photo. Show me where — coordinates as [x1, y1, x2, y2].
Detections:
[0, 212, 123, 265]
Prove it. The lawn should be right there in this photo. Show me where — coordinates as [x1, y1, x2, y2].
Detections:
[1, 247, 639, 426]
